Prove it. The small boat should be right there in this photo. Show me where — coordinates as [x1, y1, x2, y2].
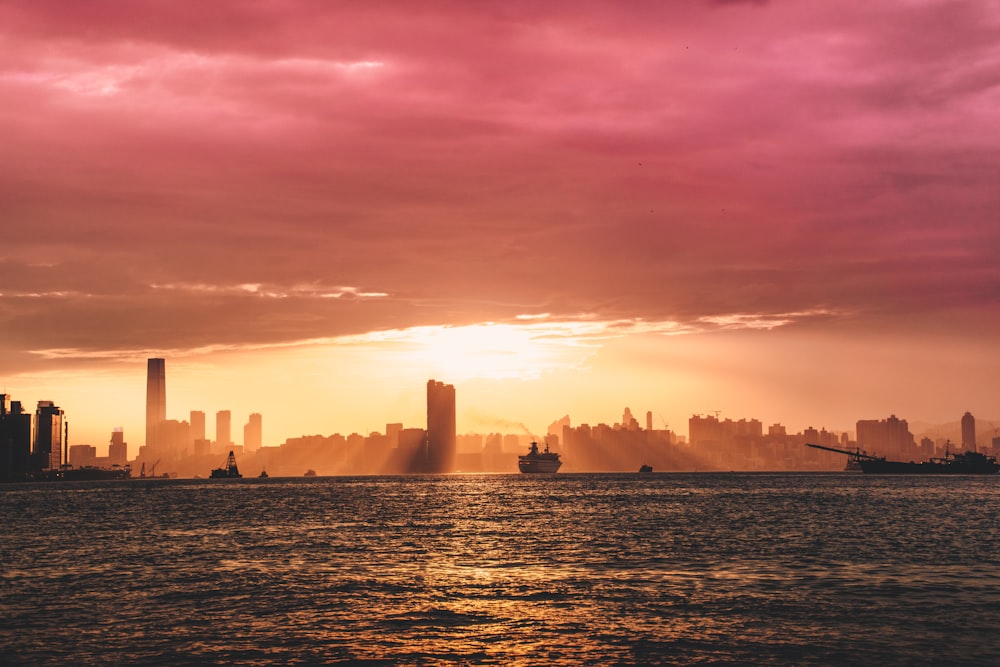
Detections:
[639, 464, 653, 473]
[258, 469, 269, 478]
[210, 451, 243, 479]
[518, 441, 562, 474]
[303, 469, 317, 477]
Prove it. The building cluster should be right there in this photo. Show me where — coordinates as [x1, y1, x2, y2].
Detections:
[3, 356, 999, 481]
[140, 358, 264, 476]
[0, 394, 129, 481]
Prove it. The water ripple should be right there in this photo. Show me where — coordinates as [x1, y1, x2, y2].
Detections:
[2, 473, 999, 665]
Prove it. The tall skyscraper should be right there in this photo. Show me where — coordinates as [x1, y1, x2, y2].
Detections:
[190, 411, 206, 442]
[426, 379, 456, 473]
[961, 411, 977, 453]
[34, 400, 64, 470]
[146, 358, 166, 448]
[244, 413, 262, 451]
[216, 410, 232, 450]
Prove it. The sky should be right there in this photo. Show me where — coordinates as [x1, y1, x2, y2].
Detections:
[2, 0, 999, 453]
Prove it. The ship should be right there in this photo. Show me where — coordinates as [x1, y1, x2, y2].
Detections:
[638, 464, 653, 473]
[210, 450, 243, 479]
[518, 441, 562, 473]
[806, 443, 1000, 474]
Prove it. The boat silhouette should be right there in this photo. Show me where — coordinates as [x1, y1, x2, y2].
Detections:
[807, 442, 999, 474]
[210, 451, 243, 479]
[518, 441, 562, 473]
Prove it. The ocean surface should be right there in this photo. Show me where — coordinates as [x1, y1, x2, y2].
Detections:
[2, 473, 999, 666]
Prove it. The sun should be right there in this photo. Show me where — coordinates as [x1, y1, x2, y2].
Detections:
[402, 323, 570, 381]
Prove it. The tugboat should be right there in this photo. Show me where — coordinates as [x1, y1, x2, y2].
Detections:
[638, 464, 653, 473]
[258, 469, 269, 479]
[518, 441, 562, 474]
[807, 442, 1000, 474]
[210, 450, 243, 479]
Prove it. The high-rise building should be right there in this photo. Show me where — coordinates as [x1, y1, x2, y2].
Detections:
[0, 395, 33, 481]
[244, 413, 262, 451]
[856, 415, 915, 460]
[108, 428, 128, 466]
[146, 358, 166, 448]
[426, 380, 456, 473]
[961, 411, 976, 453]
[216, 410, 232, 450]
[34, 400, 64, 470]
[190, 411, 206, 442]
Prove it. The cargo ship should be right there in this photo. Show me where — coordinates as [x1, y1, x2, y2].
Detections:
[210, 451, 243, 479]
[807, 443, 999, 474]
[518, 441, 562, 473]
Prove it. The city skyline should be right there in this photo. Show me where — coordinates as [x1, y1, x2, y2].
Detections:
[4, 360, 996, 462]
[2, 2, 998, 451]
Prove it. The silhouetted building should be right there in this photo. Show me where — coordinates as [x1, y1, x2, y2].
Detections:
[386, 423, 403, 448]
[856, 415, 915, 460]
[0, 395, 33, 481]
[961, 411, 976, 453]
[146, 358, 166, 448]
[216, 410, 232, 451]
[426, 380, 456, 473]
[34, 401, 65, 470]
[621, 407, 640, 430]
[190, 411, 206, 442]
[158, 419, 191, 458]
[69, 444, 97, 467]
[108, 428, 128, 466]
[244, 413, 262, 451]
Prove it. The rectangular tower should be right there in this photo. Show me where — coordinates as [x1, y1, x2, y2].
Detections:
[108, 428, 128, 466]
[244, 413, 262, 451]
[146, 358, 166, 448]
[962, 411, 977, 453]
[0, 396, 33, 481]
[34, 400, 64, 470]
[426, 379, 456, 473]
[190, 411, 206, 442]
[216, 410, 232, 451]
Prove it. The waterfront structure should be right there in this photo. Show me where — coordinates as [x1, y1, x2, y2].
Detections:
[216, 410, 232, 451]
[34, 400, 65, 470]
[426, 380, 456, 473]
[244, 413, 262, 451]
[962, 411, 977, 453]
[146, 358, 166, 448]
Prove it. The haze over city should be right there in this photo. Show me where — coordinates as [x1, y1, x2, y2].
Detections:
[2, 1, 998, 453]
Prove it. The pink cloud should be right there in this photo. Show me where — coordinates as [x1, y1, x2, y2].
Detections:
[1, 0, 998, 373]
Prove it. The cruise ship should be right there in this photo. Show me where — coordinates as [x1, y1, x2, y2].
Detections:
[518, 441, 562, 474]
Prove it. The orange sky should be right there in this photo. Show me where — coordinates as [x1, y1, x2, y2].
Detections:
[2, 1, 998, 453]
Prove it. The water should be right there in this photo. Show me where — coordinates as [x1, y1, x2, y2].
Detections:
[2, 473, 999, 665]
